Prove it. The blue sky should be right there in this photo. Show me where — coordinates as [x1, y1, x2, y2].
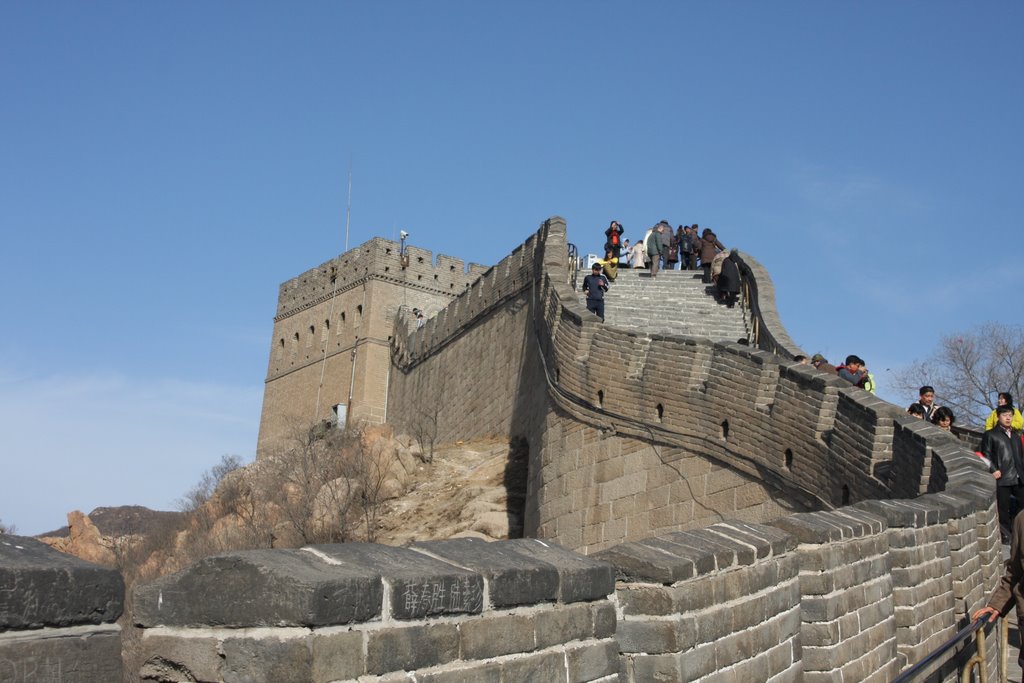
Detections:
[2, 2, 1021, 534]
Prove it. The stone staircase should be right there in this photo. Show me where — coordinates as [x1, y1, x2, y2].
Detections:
[580, 268, 751, 341]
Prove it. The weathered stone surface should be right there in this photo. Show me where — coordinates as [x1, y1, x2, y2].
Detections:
[504, 538, 615, 602]
[592, 541, 695, 584]
[417, 660, 503, 683]
[365, 623, 460, 674]
[0, 625, 122, 683]
[500, 650, 568, 683]
[461, 612, 536, 659]
[133, 549, 380, 627]
[312, 629, 364, 683]
[565, 639, 619, 681]
[0, 534, 123, 629]
[221, 634, 312, 683]
[308, 542, 482, 619]
[140, 631, 221, 682]
[412, 538, 559, 608]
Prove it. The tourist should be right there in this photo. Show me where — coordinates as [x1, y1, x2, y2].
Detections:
[986, 392, 1024, 431]
[582, 263, 609, 321]
[630, 238, 646, 269]
[980, 405, 1024, 543]
[665, 223, 679, 271]
[837, 355, 869, 389]
[716, 250, 741, 307]
[973, 509, 1024, 673]
[907, 403, 926, 419]
[695, 227, 725, 284]
[917, 386, 937, 421]
[931, 406, 955, 432]
[604, 220, 624, 260]
[647, 223, 666, 277]
[794, 355, 810, 364]
[621, 239, 632, 267]
[597, 249, 619, 282]
[811, 353, 838, 375]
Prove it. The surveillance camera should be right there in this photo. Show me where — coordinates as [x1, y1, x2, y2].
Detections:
[399, 230, 409, 240]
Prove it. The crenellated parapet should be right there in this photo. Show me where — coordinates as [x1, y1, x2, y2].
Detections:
[275, 237, 487, 321]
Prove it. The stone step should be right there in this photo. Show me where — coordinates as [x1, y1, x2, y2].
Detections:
[578, 269, 750, 342]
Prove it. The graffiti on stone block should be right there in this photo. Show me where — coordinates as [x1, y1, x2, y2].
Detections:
[0, 656, 62, 683]
[399, 576, 483, 618]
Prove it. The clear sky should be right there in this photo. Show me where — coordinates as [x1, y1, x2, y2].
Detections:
[2, 2, 1021, 535]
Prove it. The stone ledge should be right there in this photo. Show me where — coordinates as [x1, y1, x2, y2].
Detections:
[133, 549, 382, 628]
[306, 543, 483, 619]
[0, 534, 124, 630]
[595, 523, 796, 585]
[770, 509, 887, 545]
[411, 538, 563, 609]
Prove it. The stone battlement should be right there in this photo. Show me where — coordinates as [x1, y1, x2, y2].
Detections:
[275, 237, 488, 321]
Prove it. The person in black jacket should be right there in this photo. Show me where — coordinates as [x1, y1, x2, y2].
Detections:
[582, 263, 610, 321]
[982, 404, 1024, 543]
[604, 220, 624, 259]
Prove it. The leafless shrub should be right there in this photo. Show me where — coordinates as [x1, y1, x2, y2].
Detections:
[0, 518, 16, 534]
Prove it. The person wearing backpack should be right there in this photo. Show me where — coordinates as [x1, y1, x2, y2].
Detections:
[677, 225, 694, 270]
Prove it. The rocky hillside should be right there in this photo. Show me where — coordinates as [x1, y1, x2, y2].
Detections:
[37, 427, 526, 580]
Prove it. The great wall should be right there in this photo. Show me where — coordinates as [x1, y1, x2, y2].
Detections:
[0, 216, 1004, 681]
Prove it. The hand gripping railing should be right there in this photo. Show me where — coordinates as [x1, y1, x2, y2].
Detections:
[893, 612, 1009, 683]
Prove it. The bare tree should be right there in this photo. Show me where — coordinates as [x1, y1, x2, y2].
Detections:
[347, 432, 393, 543]
[176, 454, 244, 513]
[0, 518, 15, 534]
[894, 323, 1024, 427]
[268, 419, 359, 545]
[405, 375, 446, 463]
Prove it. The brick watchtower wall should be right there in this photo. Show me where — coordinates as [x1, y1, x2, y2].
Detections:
[256, 237, 487, 457]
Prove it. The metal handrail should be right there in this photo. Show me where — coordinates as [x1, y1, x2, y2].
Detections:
[893, 614, 1008, 683]
[567, 242, 580, 291]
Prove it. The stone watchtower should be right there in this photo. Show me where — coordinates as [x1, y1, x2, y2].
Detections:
[255, 238, 487, 457]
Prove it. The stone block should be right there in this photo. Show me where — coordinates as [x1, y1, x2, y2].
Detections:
[134, 549, 381, 628]
[617, 617, 697, 654]
[592, 541, 695, 584]
[311, 628, 364, 682]
[418, 660, 503, 683]
[592, 601, 617, 638]
[500, 650, 568, 683]
[504, 538, 616, 603]
[140, 630, 220, 682]
[0, 535, 123, 629]
[412, 538, 559, 608]
[0, 625, 122, 683]
[461, 612, 537, 659]
[308, 543, 482, 619]
[626, 652, 680, 681]
[534, 603, 594, 648]
[221, 634, 312, 683]
[366, 623, 460, 674]
[566, 639, 619, 682]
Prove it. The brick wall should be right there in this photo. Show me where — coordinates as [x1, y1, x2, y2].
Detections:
[132, 539, 619, 683]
